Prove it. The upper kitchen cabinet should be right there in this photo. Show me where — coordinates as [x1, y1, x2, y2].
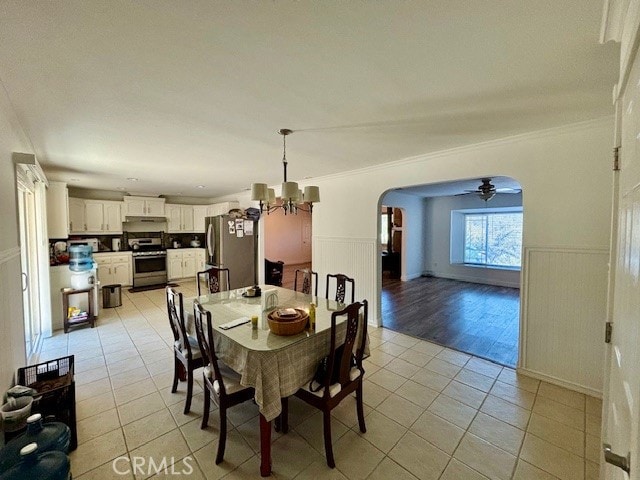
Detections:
[193, 205, 208, 232]
[47, 182, 69, 238]
[166, 204, 194, 233]
[68, 197, 85, 233]
[69, 198, 123, 234]
[207, 201, 240, 217]
[123, 196, 165, 217]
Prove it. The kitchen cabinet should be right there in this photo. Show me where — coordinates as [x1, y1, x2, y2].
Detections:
[69, 198, 85, 233]
[166, 204, 195, 232]
[167, 249, 198, 280]
[193, 206, 208, 232]
[207, 201, 239, 217]
[46, 181, 69, 239]
[69, 198, 123, 234]
[196, 248, 206, 272]
[94, 253, 132, 286]
[123, 196, 165, 217]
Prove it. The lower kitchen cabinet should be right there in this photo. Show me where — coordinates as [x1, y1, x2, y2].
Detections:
[168, 248, 205, 280]
[94, 253, 132, 286]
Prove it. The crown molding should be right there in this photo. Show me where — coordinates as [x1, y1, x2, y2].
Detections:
[312, 116, 614, 184]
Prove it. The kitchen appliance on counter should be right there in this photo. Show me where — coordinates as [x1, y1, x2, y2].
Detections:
[67, 238, 99, 253]
[112, 238, 121, 252]
[205, 215, 257, 289]
[129, 237, 167, 287]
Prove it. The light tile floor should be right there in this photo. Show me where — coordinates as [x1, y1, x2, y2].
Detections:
[36, 279, 602, 479]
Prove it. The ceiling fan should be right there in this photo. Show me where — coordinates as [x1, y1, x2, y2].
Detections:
[464, 178, 521, 202]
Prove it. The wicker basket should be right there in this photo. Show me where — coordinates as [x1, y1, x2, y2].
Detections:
[267, 309, 309, 336]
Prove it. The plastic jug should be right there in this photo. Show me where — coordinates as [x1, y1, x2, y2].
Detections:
[0, 414, 70, 472]
[68, 245, 93, 272]
[0, 443, 70, 480]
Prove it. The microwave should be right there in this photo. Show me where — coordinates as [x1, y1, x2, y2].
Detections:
[67, 238, 99, 253]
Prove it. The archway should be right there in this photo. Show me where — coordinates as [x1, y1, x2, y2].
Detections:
[378, 176, 523, 367]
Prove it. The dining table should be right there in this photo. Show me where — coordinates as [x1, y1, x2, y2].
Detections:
[184, 285, 358, 477]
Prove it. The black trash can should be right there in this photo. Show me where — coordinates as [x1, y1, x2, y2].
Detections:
[102, 284, 122, 308]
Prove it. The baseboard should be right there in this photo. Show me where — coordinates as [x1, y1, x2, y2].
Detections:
[517, 367, 602, 398]
[400, 272, 423, 281]
[426, 272, 520, 289]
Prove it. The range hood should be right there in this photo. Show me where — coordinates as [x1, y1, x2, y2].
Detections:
[124, 216, 167, 223]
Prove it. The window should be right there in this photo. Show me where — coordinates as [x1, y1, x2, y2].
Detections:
[463, 212, 522, 267]
[380, 213, 389, 245]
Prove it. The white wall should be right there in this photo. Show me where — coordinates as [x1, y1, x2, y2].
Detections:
[380, 190, 426, 281]
[215, 117, 612, 394]
[311, 118, 611, 394]
[424, 192, 523, 287]
[0, 86, 29, 391]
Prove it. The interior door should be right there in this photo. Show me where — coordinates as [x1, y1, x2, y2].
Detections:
[603, 43, 640, 479]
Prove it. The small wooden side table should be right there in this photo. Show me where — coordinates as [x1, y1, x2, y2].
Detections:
[61, 287, 96, 333]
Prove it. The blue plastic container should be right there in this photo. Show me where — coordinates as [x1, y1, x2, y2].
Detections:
[0, 443, 70, 480]
[0, 414, 70, 472]
[68, 245, 93, 272]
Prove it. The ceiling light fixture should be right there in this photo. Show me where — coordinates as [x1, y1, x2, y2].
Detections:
[196, 185, 205, 189]
[127, 177, 139, 182]
[251, 129, 320, 215]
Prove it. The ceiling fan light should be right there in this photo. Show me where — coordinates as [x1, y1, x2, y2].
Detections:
[251, 183, 269, 201]
[303, 185, 320, 203]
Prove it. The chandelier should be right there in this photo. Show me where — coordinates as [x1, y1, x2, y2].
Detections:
[250, 129, 320, 215]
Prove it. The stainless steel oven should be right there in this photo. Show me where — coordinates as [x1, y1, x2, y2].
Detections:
[129, 238, 167, 287]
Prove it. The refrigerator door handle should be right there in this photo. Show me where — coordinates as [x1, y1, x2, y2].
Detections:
[207, 223, 215, 258]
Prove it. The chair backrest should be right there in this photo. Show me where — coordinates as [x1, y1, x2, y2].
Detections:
[325, 273, 355, 304]
[166, 287, 194, 358]
[294, 268, 318, 296]
[197, 267, 231, 296]
[265, 259, 284, 286]
[193, 300, 228, 397]
[321, 300, 368, 396]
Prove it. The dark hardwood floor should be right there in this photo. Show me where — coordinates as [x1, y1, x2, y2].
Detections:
[381, 275, 520, 367]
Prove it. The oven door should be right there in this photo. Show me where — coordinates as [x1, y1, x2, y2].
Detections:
[132, 255, 167, 287]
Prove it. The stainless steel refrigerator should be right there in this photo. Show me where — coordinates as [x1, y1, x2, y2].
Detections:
[204, 215, 257, 289]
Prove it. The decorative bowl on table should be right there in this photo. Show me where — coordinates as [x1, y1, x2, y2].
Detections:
[267, 308, 309, 336]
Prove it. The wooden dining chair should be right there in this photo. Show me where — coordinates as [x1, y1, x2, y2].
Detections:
[294, 268, 318, 296]
[325, 273, 355, 304]
[282, 300, 368, 468]
[193, 300, 256, 465]
[167, 287, 205, 414]
[197, 266, 231, 296]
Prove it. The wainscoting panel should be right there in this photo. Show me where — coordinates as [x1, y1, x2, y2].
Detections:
[314, 236, 378, 324]
[0, 247, 26, 390]
[521, 247, 608, 394]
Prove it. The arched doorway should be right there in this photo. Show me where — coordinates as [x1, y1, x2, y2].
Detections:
[379, 176, 522, 367]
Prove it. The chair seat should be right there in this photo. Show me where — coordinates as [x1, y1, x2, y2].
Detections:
[302, 367, 361, 398]
[174, 336, 202, 359]
[204, 364, 248, 395]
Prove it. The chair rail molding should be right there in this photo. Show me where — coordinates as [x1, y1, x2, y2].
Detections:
[520, 246, 609, 395]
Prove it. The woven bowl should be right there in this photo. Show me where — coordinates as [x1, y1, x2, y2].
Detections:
[267, 309, 309, 336]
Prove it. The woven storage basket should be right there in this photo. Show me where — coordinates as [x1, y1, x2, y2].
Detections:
[267, 309, 309, 336]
